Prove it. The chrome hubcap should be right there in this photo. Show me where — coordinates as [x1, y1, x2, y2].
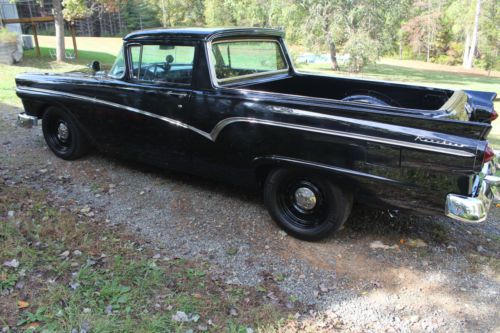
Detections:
[294, 187, 317, 210]
[57, 122, 69, 141]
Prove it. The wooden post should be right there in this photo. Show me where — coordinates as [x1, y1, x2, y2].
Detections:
[70, 23, 78, 59]
[32, 22, 40, 57]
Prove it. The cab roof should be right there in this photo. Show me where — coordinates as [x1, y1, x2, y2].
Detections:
[124, 27, 284, 42]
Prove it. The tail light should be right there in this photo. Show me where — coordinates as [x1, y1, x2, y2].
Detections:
[490, 109, 498, 121]
[483, 145, 495, 163]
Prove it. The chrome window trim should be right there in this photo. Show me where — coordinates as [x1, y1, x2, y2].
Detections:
[16, 86, 476, 158]
[207, 38, 290, 86]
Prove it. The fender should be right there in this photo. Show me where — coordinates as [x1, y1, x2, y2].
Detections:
[252, 155, 414, 188]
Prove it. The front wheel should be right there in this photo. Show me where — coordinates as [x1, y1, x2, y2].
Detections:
[263, 168, 352, 241]
[42, 106, 89, 160]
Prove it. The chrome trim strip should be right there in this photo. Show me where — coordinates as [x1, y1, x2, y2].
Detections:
[17, 86, 475, 157]
[211, 117, 475, 157]
[254, 156, 411, 186]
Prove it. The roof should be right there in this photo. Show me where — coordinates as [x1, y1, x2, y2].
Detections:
[124, 27, 284, 41]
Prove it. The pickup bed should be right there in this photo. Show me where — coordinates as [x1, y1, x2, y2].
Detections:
[15, 27, 500, 240]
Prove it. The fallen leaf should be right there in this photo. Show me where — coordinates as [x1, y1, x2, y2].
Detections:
[18, 300, 29, 309]
[399, 239, 406, 244]
[23, 322, 40, 329]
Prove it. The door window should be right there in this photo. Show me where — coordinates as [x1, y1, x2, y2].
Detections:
[129, 44, 195, 85]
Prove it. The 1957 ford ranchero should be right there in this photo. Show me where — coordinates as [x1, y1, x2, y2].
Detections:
[16, 27, 500, 240]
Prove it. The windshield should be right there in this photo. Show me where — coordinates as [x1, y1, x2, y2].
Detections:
[211, 40, 288, 83]
[109, 47, 125, 78]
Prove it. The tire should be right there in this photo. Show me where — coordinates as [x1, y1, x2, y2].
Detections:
[42, 106, 89, 160]
[263, 168, 352, 241]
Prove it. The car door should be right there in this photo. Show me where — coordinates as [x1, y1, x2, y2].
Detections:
[123, 42, 197, 168]
[87, 42, 198, 170]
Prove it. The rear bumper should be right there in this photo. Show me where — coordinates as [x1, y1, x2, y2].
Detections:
[17, 113, 38, 128]
[445, 153, 500, 223]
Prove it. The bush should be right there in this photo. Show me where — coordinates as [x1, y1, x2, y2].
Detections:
[342, 32, 380, 72]
[433, 54, 459, 66]
[0, 28, 18, 43]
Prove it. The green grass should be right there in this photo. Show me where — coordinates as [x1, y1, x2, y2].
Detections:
[0, 186, 296, 332]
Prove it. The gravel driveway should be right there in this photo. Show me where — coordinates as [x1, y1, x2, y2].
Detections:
[1, 103, 499, 332]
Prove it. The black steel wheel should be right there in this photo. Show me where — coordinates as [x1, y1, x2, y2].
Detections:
[42, 106, 89, 160]
[264, 168, 352, 241]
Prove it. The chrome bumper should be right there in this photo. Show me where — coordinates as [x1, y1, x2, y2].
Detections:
[17, 113, 38, 128]
[445, 152, 500, 223]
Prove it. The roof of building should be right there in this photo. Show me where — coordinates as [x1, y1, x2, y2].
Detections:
[124, 27, 284, 41]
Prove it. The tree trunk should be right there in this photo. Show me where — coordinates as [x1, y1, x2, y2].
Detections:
[53, 0, 65, 62]
[161, 0, 168, 27]
[399, 39, 403, 60]
[462, 28, 471, 66]
[426, 0, 431, 62]
[328, 40, 339, 70]
[117, 9, 122, 34]
[464, 0, 481, 69]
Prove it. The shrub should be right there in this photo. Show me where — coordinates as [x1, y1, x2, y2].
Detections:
[342, 31, 380, 72]
[0, 28, 18, 43]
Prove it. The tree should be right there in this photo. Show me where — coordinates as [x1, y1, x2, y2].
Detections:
[300, 0, 409, 71]
[401, 0, 441, 62]
[52, 0, 65, 62]
[299, 0, 344, 70]
[147, 0, 204, 27]
[478, 0, 499, 73]
[463, 0, 481, 68]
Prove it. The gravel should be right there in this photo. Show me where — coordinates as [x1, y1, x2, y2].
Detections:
[1, 104, 499, 332]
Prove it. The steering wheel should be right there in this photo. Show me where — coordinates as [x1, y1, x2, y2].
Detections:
[141, 64, 164, 81]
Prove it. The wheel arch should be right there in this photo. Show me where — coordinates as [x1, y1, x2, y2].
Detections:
[253, 156, 358, 196]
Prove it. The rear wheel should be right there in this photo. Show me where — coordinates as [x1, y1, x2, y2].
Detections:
[42, 106, 89, 160]
[263, 168, 352, 241]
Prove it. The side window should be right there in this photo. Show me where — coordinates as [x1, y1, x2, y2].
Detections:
[129, 44, 195, 85]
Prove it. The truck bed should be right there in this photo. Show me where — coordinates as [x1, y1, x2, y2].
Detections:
[239, 73, 471, 120]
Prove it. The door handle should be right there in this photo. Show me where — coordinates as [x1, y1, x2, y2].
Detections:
[166, 91, 189, 99]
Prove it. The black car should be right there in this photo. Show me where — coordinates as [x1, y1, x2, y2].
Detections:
[16, 27, 500, 240]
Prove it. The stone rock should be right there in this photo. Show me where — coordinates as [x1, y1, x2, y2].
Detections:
[370, 240, 398, 250]
[3, 259, 19, 268]
[229, 307, 239, 316]
[172, 311, 189, 322]
[407, 238, 427, 248]
[197, 324, 208, 331]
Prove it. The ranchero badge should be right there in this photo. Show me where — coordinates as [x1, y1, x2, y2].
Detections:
[415, 136, 465, 148]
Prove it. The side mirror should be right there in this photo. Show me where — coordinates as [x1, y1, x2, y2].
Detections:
[91, 60, 101, 72]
